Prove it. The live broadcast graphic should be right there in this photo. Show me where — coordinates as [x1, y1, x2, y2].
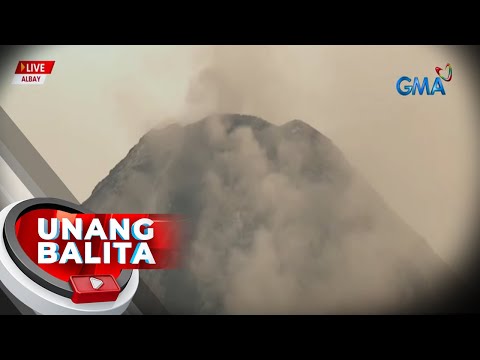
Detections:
[0, 45, 479, 315]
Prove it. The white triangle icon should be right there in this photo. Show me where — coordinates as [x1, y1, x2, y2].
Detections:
[90, 277, 104, 290]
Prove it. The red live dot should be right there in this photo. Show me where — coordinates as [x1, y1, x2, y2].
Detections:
[69, 275, 120, 304]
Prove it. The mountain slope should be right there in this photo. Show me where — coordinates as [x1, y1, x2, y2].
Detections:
[84, 114, 451, 314]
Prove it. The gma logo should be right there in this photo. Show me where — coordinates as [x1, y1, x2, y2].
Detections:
[396, 76, 446, 96]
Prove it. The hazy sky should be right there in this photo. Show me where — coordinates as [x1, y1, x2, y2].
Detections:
[0, 45, 477, 271]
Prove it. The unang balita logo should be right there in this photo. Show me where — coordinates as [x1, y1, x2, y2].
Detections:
[396, 63, 452, 96]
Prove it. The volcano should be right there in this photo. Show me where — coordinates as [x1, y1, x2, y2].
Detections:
[84, 114, 452, 314]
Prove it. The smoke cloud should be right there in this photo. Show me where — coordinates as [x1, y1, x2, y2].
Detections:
[179, 117, 443, 314]
[179, 46, 478, 275]
[1, 45, 478, 299]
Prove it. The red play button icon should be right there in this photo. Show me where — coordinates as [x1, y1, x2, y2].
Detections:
[69, 275, 120, 304]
